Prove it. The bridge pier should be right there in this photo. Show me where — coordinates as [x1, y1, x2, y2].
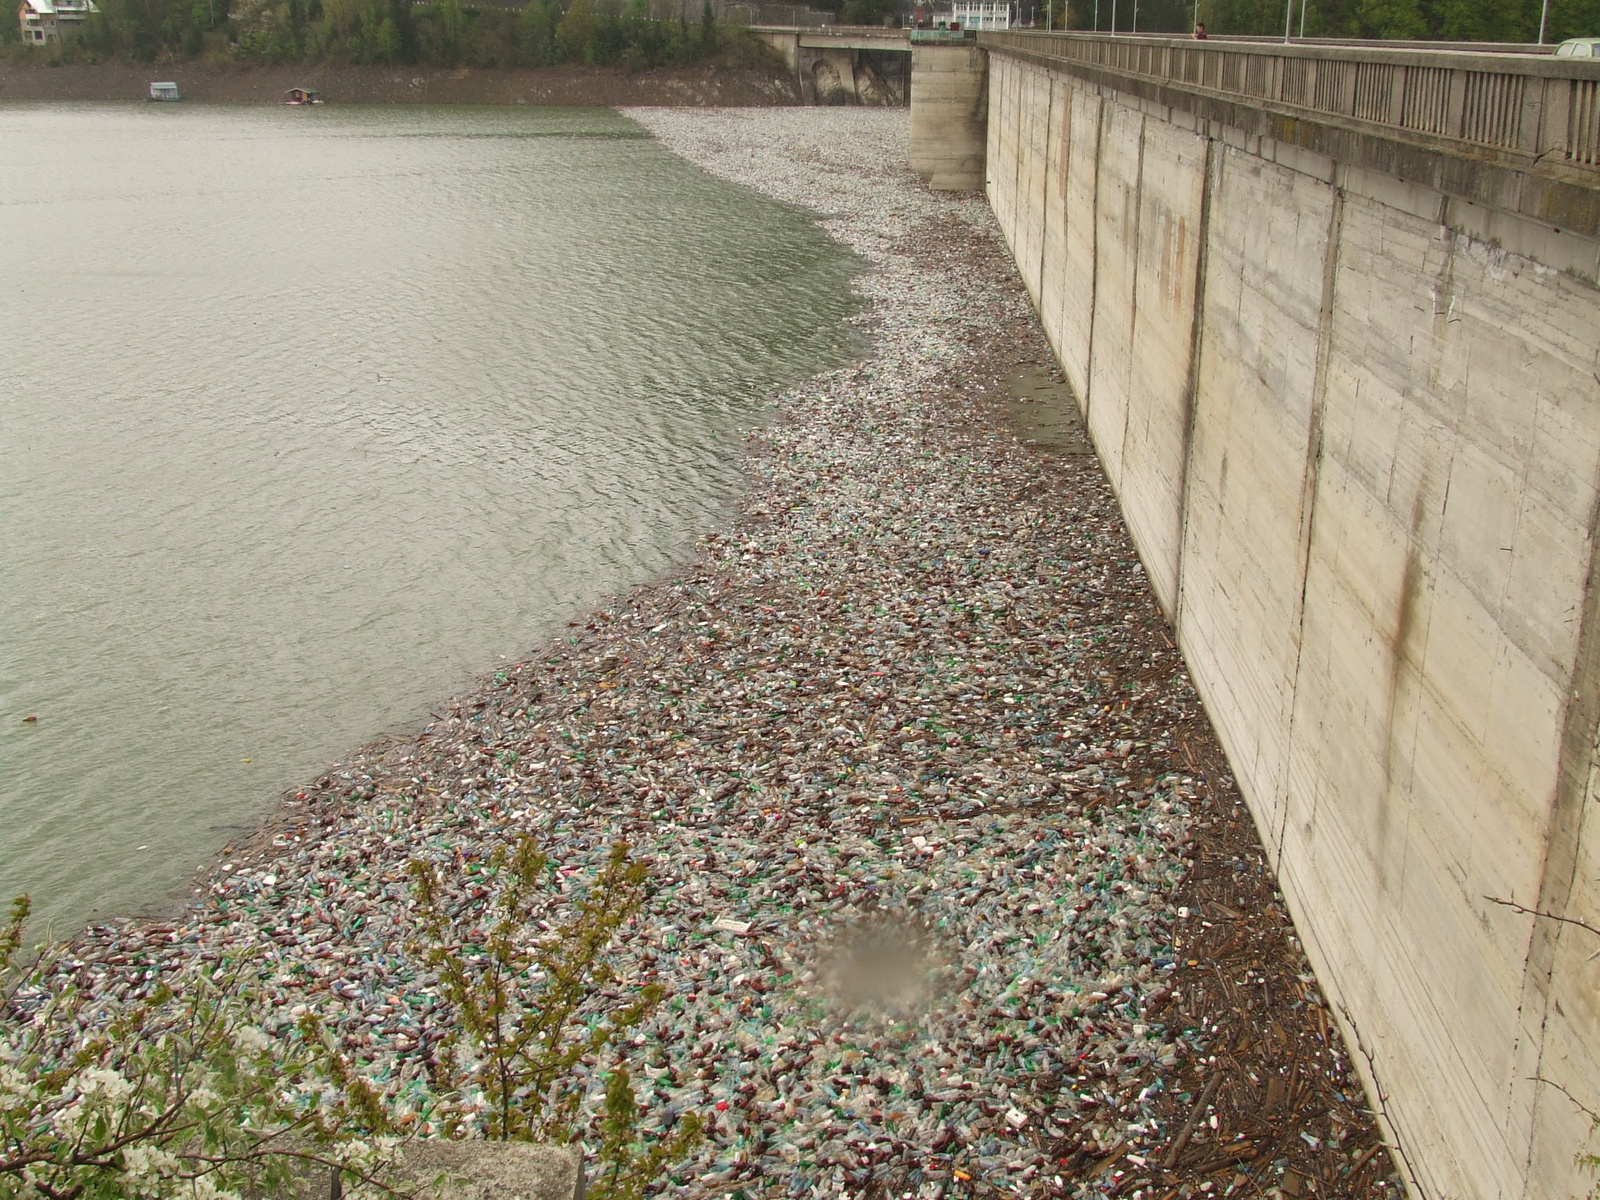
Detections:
[908, 41, 988, 191]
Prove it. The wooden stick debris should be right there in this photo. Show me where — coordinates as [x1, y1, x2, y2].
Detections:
[1161, 1071, 1225, 1170]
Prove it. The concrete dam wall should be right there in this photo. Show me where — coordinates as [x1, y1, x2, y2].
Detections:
[980, 37, 1600, 1200]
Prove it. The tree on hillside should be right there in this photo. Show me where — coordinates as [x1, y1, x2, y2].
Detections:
[319, 0, 363, 38]
[1355, 0, 1426, 38]
[1133, 0, 1198, 33]
[1544, 0, 1600, 42]
[837, 0, 895, 23]
[557, 0, 598, 59]
[375, 10, 400, 56]
[1429, 0, 1530, 41]
[519, 0, 559, 62]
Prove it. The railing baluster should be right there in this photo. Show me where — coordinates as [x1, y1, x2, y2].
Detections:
[1446, 66, 1468, 139]
[1575, 79, 1600, 164]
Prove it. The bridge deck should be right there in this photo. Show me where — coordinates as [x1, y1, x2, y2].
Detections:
[750, 22, 910, 51]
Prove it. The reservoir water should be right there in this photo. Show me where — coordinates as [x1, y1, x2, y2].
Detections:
[0, 104, 857, 938]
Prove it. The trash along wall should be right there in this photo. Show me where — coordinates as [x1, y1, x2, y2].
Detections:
[982, 45, 1600, 1200]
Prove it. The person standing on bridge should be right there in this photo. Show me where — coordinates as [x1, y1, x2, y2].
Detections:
[1193, 21, 1207, 36]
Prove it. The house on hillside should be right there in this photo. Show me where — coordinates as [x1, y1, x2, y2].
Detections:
[17, 0, 98, 43]
[950, 0, 1012, 27]
[915, 0, 1012, 27]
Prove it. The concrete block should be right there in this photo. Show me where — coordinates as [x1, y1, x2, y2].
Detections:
[1263, 136, 1336, 184]
[1444, 197, 1600, 283]
[1334, 162, 1444, 226]
[1217, 122, 1251, 152]
[1522, 789, 1600, 1200]
[285, 1143, 584, 1200]
[910, 44, 988, 191]
[1166, 107, 1202, 135]
[1059, 87, 1101, 401]
[1016, 63, 1049, 305]
[1039, 76, 1071, 367]
[983, 50, 1005, 199]
[1120, 116, 1207, 616]
[399, 1142, 585, 1200]
[1085, 99, 1143, 489]
[1178, 146, 1334, 848]
[994, 55, 1019, 224]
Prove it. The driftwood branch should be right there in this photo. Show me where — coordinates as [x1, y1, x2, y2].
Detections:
[1161, 1071, 1224, 1170]
[1485, 896, 1600, 940]
[1530, 1074, 1600, 1124]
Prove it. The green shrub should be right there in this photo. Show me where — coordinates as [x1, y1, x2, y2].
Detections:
[409, 839, 702, 1199]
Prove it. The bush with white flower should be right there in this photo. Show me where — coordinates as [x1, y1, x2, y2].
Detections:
[2, 840, 704, 1200]
[0, 897, 396, 1200]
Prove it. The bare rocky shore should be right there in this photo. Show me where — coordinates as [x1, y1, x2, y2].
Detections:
[57, 109, 1404, 1198]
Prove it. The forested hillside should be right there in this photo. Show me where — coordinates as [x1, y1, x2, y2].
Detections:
[3, 0, 757, 71]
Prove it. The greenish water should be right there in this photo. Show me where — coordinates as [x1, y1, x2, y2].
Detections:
[0, 104, 857, 938]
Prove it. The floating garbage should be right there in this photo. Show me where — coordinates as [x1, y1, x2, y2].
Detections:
[32, 109, 1391, 1199]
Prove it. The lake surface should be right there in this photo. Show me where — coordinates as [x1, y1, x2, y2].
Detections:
[0, 104, 857, 938]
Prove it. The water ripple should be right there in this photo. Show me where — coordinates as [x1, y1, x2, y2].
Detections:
[0, 103, 858, 936]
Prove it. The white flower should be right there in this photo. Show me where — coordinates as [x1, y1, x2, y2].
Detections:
[0, 1064, 34, 1109]
[234, 1025, 271, 1054]
[188, 1171, 243, 1200]
[52, 1099, 88, 1132]
[77, 1067, 133, 1101]
[121, 1143, 180, 1178]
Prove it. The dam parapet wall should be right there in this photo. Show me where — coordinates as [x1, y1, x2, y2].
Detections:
[980, 33, 1600, 1200]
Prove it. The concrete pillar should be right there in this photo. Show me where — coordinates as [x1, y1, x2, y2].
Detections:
[910, 44, 989, 191]
[748, 28, 800, 74]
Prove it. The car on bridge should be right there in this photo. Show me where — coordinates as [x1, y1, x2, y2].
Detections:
[1555, 36, 1600, 55]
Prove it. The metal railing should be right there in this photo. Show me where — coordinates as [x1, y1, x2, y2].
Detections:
[981, 30, 1600, 169]
[909, 27, 977, 43]
[753, 22, 911, 38]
